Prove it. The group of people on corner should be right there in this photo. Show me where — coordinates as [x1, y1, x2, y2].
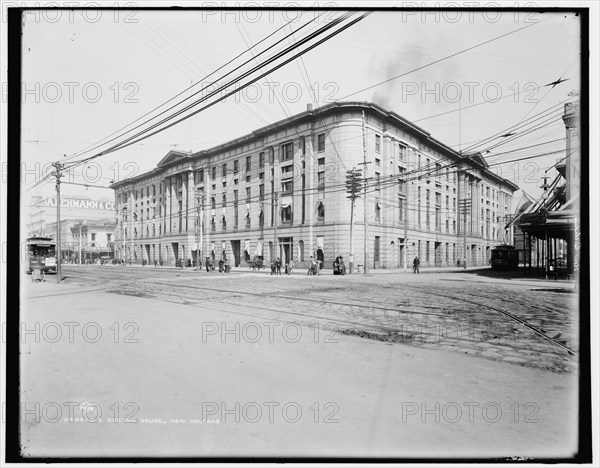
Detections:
[270, 257, 294, 275]
[333, 256, 346, 275]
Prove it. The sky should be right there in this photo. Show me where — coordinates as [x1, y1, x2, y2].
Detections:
[16, 5, 583, 209]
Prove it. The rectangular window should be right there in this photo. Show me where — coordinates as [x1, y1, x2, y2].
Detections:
[211, 167, 216, 180]
[246, 156, 252, 172]
[281, 142, 294, 162]
[435, 207, 441, 231]
[398, 167, 406, 192]
[375, 158, 381, 166]
[301, 136, 306, 155]
[222, 194, 227, 207]
[317, 171, 325, 192]
[259, 152, 265, 168]
[222, 163, 227, 177]
[259, 184, 265, 201]
[146, 187, 149, 197]
[107, 233, 112, 242]
[246, 187, 251, 202]
[399, 143, 407, 161]
[233, 160, 239, 174]
[399, 197, 404, 221]
[435, 192, 441, 205]
[317, 133, 325, 152]
[318, 157, 325, 166]
[211, 197, 216, 209]
[91, 233, 96, 241]
[178, 200, 183, 233]
[281, 164, 294, 179]
[281, 205, 292, 222]
[282, 180, 293, 192]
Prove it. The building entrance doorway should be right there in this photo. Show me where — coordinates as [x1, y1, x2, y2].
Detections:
[434, 242, 442, 266]
[171, 242, 179, 264]
[230, 240, 241, 267]
[279, 237, 293, 264]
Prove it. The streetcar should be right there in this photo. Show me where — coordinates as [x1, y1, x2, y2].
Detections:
[490, 244, 519, 270]
[26, 236, 57, 274]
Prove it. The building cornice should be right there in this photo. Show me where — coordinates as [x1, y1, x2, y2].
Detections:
[110, 101, 519, 193]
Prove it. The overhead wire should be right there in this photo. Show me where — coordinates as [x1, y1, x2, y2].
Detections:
[65, 12, 359, 169]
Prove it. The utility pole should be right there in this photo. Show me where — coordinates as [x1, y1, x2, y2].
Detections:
[122, 206, 128, 264]
[78, 223, 82, 265]
[196, 193, 204, 271]
[459, 198, 471, 269]
[195, 196, 200, 271]
[346, 168, 363, 274]
[403, 177, 409, 270]
[359, 111, 371, 274]
[53, 161, 63, 283]
[273, 192, 279, 262]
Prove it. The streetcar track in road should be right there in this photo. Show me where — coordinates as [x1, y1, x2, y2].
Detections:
[105, 286, 506, 348]
[55, 267, 577, 359]
[136, 280, 452, 318]
[23, 279, 138, 300]
[137, 279, 578, 355]
[127, 280, 571, 355]
[123, 281, 556, 354]
[398, 284, 577, 356]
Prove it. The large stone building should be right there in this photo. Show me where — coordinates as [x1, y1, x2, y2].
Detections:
[110, 102, 518, 269]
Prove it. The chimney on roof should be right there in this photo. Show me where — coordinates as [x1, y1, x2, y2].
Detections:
[307, 103, 313, 112]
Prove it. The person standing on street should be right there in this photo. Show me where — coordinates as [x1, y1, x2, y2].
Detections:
[413, 256, 420, 274]
[276, 257, 282, 275]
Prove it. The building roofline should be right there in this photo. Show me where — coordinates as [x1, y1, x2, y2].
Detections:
[110, 101, 519, 192]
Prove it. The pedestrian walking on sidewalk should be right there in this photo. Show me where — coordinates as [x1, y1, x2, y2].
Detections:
[413, 256, 420, 274]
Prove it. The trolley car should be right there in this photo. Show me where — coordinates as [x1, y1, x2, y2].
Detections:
[490, 244, 519, 270]
[26, 236, 57, 274]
